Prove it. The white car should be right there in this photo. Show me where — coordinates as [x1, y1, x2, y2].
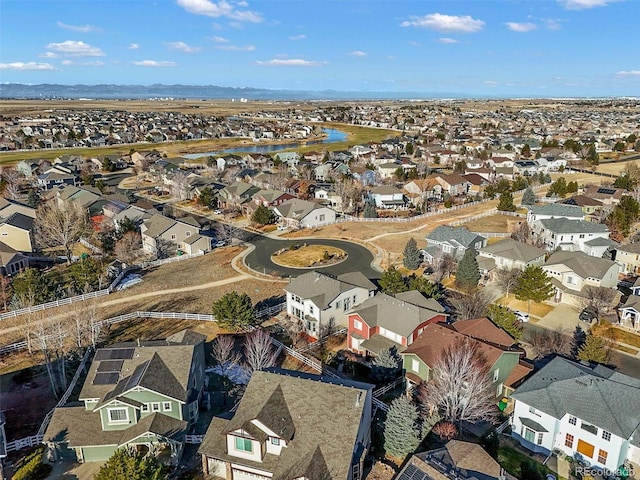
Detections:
[213, 209, 222, 215]
[514, 310, 530, 323]
[215, 240, 226, 248]
[277, 225, 287, 231]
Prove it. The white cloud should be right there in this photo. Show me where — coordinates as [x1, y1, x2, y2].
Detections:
[617, 70, 640, 76]
[559, 0, 616, 9]
[47, 40, 105, 57]
[166, 41, 201, 53]
[216, 44, 255, 51]
[401, 13, 485, 33]
[61, 60, 104, 66]
[128, 43, 140, 50]
[176, 0, 263, 22]
[56, 21, 98, 33]
[132, 60, 177, 67]
[40, 52, 58, 58]
[348, 51, 366, 57]
[255, 58, 323, 67]
[483, 80, 499, 86]
[544, 19, 563, 30]
[211, 35, 229, 43]
[289, 34, 306, 40]
[0, 62, 55, 71]
[438, 37, 460, 44]
[506, 22, 537, 32]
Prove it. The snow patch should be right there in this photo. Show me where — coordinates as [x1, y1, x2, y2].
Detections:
[206, 363, 250, 384]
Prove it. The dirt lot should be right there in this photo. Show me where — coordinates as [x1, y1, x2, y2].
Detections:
[461, 214, 523, 233]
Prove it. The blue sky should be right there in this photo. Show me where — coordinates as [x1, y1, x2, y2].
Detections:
[1, 0, 638, 97]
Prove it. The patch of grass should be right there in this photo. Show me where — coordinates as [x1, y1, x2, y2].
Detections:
[592, 324, 640, 348]
[462, 214, 515, 233]
[497, 296, 555, 317]
[272, 245, 346, 268]
[498, 446, 556, 479]
[612, 343, 639, 355]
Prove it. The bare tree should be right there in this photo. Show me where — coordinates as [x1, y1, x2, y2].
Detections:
[449, 289, 491, 321]
[170, 171, 191, 201]
[417, 338, 498, 425]
[49, 315, 69, 391]
[579, 286, 618, 319]
[211, 335, 241, 379]
[154, 237, 177, 259]
[33, 317, 60, 398]
[529, 328, 570, 358]
[283, 316, 305, 348]
[510, 222, 531, 243]
[0, 276, 12, 311]
[35, 201, 87, 264]
[1, 167, 24, 200]
[114, 231, 142, 264]
[494, 268, 521, 298]
[215, 222, 237, 245]
[432, 252, 456, 282]
[243, 329, 278, 373]
[68, 297, 101, 349]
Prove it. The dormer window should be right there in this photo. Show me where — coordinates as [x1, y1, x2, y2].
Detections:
[270, 437, 280, 446]
[235, 436, 253, 453]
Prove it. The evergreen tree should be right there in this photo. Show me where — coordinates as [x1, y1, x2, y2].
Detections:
[487, 304, 523, 341]
[408, 275, 444, 300]
[27, 189, 41, 208]
[197, 186, 218, 209]
[571, 325, 587, 359]
[251, 204, 276, 226]
[370, 347, 401, 383]
[68, 256, 103, 294]
[577, 333, 609, 364]
[514, 265, 554, 312]
[402, 237, 421, 270]
[383, 396, 421, 460]
[212, 292, 255, 331]
[379, 266, 408, 294]
[497, 192, 516, 212]
[455, 249, 480, 291]
[521, 186, 536, 206]
[94, 447, 167, 480]
[12, 268, 57, 306]
[363, 200, 378, 218]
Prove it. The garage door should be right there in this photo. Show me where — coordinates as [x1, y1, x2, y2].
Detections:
[577, 439, 595, 459]
[232, 468, 270, 480]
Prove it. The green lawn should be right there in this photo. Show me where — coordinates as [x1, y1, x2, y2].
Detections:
[498, 446, 559, 479]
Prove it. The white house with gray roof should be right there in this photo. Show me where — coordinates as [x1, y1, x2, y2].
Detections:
[542, 250, 619, 306]
[285, 271, 376, 339]
[422, 226, 487, 263]
[526, 204, 585, 226]
[273, 199, 336, 229]
[532, 218, 611, 255]
[477, 238, 546, 282]
[511, 356, 640, 472]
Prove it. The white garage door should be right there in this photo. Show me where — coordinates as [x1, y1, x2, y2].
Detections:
[232, 468, 270, 480]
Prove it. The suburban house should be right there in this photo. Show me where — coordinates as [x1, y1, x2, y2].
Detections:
[43, 329, 206, 464]
[284, 271, 377, 339]
[368, 185, 406, 209]
[218, 182, 260, 210]
[199, 368, 373, 480]
[0, 241, 29, 276]
[0, 197, 36, 220]
[563, 195, 604, 218]
[614, 242, 640, 275]
[401, 320, 529, 397]
[403, 178, 439, 207]
[531, 218, 611, 255]
[396, 440, 510, 480]
[348, 291, 448, 356]
[37, 171, 79, 190]
[140, 214, 211, 256]
[422, 226, 487, 263]
[250, 189, 294, 209]
[273, 199, 336, 229]
[526, 204, 585, 225]
[0, 212, 35, 252]
[583, 185, 628, 206]
[434, 173, 471, 197]
[477, 238, 547, 282]
[542, 251, 619, 306]
[618, 294, 640, 331]
[511, 356, 640, 473]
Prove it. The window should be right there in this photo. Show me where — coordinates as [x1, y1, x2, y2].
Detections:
[537, 432, 544, 445]
[567, 276, 575, 285]
[141, 404, 149, 412]
[353, 319, 362, 330]
[336, 300, 342, 309]
[523, 427, 535, 443]
[565, 433, 574, 448]
[569, 416, 577, 425]
[581, 421, 598, 436]
[309, 305, 314, 314]
[152, 403, 160, 412]
[529, 407, 536, 414]
[235, 436, 253, 453]
[493, 369, 500, 382]
[170, 234, 176, 240]
[109, 408, 128, 423]
[344, 298, 351, 312]
[597, 449, 608, 464]
[412, 359, 420, 372]
[319, 214, 325, 222]
[270, 437, 280, 446]
[163, 402, 172, 412]
[602, 431, 611, 441]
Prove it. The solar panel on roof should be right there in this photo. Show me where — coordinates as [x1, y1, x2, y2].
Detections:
[93, 372, 120, 385]
[125, 360, 148, 390]
[111, 348, 135, 360]
[397, 463, 432, 480]
[597, 188, 616, 195]
[94, 350, 111, 361]
[97, 360, 124, 373]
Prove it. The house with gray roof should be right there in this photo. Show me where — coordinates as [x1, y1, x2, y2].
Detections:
[423, 226, 487, 263]
[0, 212, 35, 252]
[526, 203, 585, 225]
[369, 185, 407, 209]
[272, 198, 336, 229]
[511, 356, 640, 472]
[614, 242, 640, 275]
[542, 250, 619, 307]
[477, 238, 546, 282]
[199, 368, 373, 480]
[43, 329, 206, 465]
[532, 217, 611, 256]
[285, 271, 376, 339]
[0, 241, 28, 276]
[140, 214, 211, 257]
[618, 294, 640, 331]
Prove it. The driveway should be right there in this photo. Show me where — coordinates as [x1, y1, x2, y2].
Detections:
[536, 303, 590, 332]
[45, 459, 103, 480]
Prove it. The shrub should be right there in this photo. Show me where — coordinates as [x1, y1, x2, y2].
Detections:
[13, 447, 52, 480]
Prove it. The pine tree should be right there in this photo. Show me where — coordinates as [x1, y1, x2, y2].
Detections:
[363, 200, 378, 218]
[403, 237, 421, 270]
[514, 265, 554, 312]
[521, 186, 536, 205]
[379, 266, 407, 294]
[577, 333, 609, 364]
[487, 304, 523, 340]
[251, 204, 276, 226]
[212, 292, 255, 332]
[455, 249, 480, 291]
[497, 192, 516, 212]
[383, 396, 421, 460]
[370, 347, 401, 383]
[94, 447, 167, 480]
[571, 325, 587, 359]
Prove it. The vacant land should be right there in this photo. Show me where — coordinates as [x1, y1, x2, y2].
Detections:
[462, 214, 522, 233]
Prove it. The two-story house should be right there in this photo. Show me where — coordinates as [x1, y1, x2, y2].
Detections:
[368, 185, 406, 209]
[423, 226, 487, 263]
[583, 185, 628, 206]
[526, 204, 585, 226]
[284, 271, 376, 339]
[43, 330, 206, 465]
[614, 243, 640, 275]
[434, 174, 471, 197]
[477, 238, 547, 283]
[401, 319, 530, 397]
[542, 250, 619, 306]
[532, 218, 612, 256]
[218, 182, 260, 210]
[511, 356, 640, 473]
[0, 241, 29, 276]
[348, 291, 448, 356]
[273, 199, 336, 229]
[140, 214, 211, 256]
[199, 368, 373, 480]
[0, 212, 35, 252]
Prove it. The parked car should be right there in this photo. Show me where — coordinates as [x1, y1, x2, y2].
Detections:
[579, 307, 598, 323]
[214, 240, 226, 248]
[514, 310, 530, 323]
[213, 209, 222, 215]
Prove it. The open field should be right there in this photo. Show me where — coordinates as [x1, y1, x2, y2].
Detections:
[462, 214, 522, 233]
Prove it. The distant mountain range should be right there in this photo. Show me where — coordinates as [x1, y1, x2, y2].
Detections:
[0, 83, 475, 101]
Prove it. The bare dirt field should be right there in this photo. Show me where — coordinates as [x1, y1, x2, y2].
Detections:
[463, 214, 522, 233]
